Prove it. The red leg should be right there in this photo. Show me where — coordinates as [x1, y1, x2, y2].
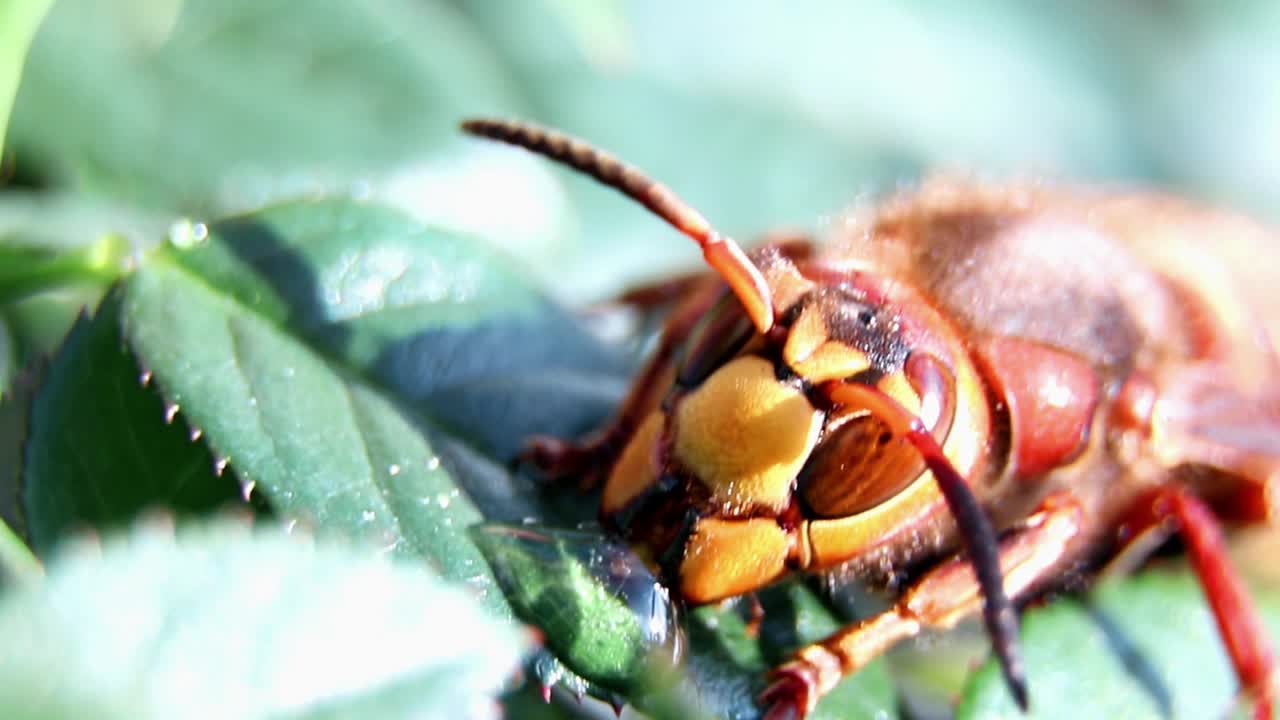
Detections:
[1124, 487, 1275, 719]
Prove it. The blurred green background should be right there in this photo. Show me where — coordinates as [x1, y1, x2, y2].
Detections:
[4, 3, 1280, 718]
[4, 0, 1279, 309]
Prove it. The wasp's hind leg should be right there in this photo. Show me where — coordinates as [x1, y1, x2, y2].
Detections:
[1116, 486, 1276, 720]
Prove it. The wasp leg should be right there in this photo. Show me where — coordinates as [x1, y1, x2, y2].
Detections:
[608, 233, 814, 313]
[759, 493, 1084, 720]
[606, 273, 716, 313]
[1119, 486, 1275, 720]
[520, 279, 723, 486]
[744, 592, 766, 639]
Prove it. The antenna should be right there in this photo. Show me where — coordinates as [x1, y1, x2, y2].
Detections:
[461, 118, 774, 333]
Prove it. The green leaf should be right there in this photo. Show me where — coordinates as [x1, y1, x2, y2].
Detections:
[0, 233, 132, 303]
[21, 198, 628, 617]
[958, 570, 1280, 719]
[471, 525, 679, 695]
[22, 296, 237, 551]
[0, 316, 11, 394]
[121, 258, 507, 613]
[2, 287, 108, 371]
[0, 356, 39, 547]
[0, 191, 170, 254]
[0, 0, 52, 154]
[472, 523, 899, 719]
[164, 199, 629, 461]
[0, 190, 172, 375]
[757, 583, 898, 720]
[14, 0, 503, 205]
[0, 519, 526, 720]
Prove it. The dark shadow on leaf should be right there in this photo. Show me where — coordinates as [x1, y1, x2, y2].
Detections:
[210, 209, 633, 520]
[210, 213, 633, 461]
[758, 585, 811, 666]
[209, 217, 355, 347]
[1084, 600, 1174, 718]
[374, 322, 628, 460]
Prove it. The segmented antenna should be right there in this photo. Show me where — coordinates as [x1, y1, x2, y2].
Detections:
[461, 118, 775, 333]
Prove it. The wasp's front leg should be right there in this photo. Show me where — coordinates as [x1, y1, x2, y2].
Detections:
[760, 494, 1085, 720]
[520, 278, 724, 487]
[525, 236, 818, 487]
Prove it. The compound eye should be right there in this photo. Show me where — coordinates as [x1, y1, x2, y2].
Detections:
[676, 290, 756, 389]
[797, 353, 957, 518]
[903, 352, 957, 442]
[798, 410, 924, 517]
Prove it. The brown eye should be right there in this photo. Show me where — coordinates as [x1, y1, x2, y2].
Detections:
[797, 353, 957, 519]
[797, 411, 924, 518]
[676, 290, 756, 388]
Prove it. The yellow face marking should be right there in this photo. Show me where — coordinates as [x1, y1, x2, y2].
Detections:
[783, 305, 828, 366]
[602, 412, 665, 515]
[794, 342, 872, 383]
[783, 307, 872, 383]
[674, 356, 822, 513]
[678, 517, 789, 604]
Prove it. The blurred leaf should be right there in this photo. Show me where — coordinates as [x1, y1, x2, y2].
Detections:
[0, 233, 132, 303]
[760, 584, 897, 720]
[0, 0, 52, 154]
[958, 570, 1280, 719]
[518, 76, 920, 302]
[0, 316, 10, 394]
[0, 519, 526, 720]
[2, 286, 105, 370]
[455, 0, 1145, 304]
[614, 2, 1133, 173]
[0, 191, 170, 253]
[0, 517, 38, 585]
[499, 680, 596, 720]
[0, 354, 40, 542]
[0, 191, 171, 375]
[8, 0, 580, 270]
[1128, 4, 1280, 221]
[11, 0, 510, 211]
